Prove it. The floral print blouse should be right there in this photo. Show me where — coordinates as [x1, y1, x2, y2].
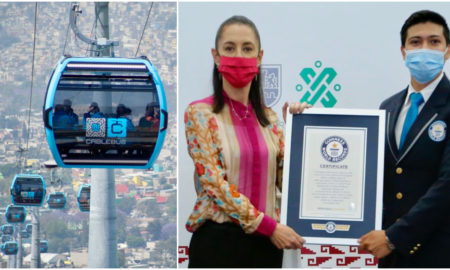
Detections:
[184, 92, 285, 237]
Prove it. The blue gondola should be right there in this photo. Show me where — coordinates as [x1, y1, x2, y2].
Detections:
[3, 241, 18, 255]
[1, 235, 12, 243]
[25, 224, 32, 234]
[43, 57, 168, 168]
[10, 174, 46, 206]
[77, 184, 90, 212]
[5, 205, 26, 223]
[47, 192, 66, 209]
[20, 230, 30, 239]
[40, 240, 48, 253]
[1, 225, 13, 235]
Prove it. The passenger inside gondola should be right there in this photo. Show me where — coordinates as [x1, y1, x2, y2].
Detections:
[82, 102, 105, 128]
[53, 104, 72, 129]
[12, 183, 21, 198]
[138, 103, 160, 130]
[63, 99, 79, 127]
[116, 104, 136, 131]
[78, 187, 90, 212]
[54, 100, 79, 130]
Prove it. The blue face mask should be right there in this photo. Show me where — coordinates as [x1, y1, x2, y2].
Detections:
[405, 48, 447, 84]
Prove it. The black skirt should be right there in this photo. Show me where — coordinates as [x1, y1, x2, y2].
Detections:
[188, 220, 283, 268]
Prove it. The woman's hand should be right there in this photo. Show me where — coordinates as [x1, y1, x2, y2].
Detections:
[282, 102, 312, 123]
[270, 223, 305, 249]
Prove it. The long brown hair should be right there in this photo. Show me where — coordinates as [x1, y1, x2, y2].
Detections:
[212, 15, 269, 127]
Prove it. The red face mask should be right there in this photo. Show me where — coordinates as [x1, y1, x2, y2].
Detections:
[218, 56, 259, 88]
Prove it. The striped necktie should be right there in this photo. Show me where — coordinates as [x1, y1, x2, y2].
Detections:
[399, 92, 424, 149]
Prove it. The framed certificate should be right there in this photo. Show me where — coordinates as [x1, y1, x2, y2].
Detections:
[281, 108, 385, 245]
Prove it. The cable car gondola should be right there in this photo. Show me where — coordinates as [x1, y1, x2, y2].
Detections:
[5, 205, 26, 223]
[47, 192, 66, 209]
[25, 224, 32, 234]
[1, 235, 12, 243]
[20, 230, 30, 239]
[2, 241, 18, 255]
[40, 240, 48, 253]
[43, 57, 168, 168]
[1, 225, 13, 235]
[77, 184, 90, 212]
[10, 174, 46, 206]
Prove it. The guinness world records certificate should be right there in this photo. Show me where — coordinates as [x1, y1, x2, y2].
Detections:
[281, 109, 385, 245]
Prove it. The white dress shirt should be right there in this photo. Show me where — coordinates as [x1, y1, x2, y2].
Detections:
[394, 73, 444, 148]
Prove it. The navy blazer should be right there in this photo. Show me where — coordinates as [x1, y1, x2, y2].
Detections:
[379, 74, 450, 267]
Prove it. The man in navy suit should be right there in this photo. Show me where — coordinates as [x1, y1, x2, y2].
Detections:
[359, 10, 450, 267]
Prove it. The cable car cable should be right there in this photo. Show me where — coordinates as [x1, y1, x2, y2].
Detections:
[25, 2, 38, 165]
[135, 2, 154, 57]
[85, 5, 96, 56]
[62, 2, 72, 56]
[94, 3, 106, 29]
[90, 4, 110, 57]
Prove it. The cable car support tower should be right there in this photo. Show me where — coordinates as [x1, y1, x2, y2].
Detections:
[71, 2, 118, 267]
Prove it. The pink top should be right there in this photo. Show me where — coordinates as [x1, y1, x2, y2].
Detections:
[184, 92, 284, 237]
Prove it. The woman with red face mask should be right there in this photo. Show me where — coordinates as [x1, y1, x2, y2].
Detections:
[184, 15, 309, 268]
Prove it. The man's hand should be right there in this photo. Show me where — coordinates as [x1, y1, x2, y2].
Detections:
[358, 230, 392, 258]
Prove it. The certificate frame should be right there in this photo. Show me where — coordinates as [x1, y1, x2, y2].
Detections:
[281, 108, 385, 245]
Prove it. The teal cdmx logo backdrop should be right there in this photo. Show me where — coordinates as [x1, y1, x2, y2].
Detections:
[296, 60, 341, 108]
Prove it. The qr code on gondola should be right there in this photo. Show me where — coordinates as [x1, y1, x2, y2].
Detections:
[86, 118, 106, 137]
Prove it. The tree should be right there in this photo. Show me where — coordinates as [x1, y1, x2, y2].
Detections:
[147, 220, 162, 241]
[0, 164, 18, 180]
[78, 219, 89, 248]
[136, 199, 161, 218]
[43, 219, 70, 239]
[166, 194, 176, 222]
[128, 226, 141, 237]
[160, 223, 176, 240]
[116, 197, 136, 214]
[116, 210, 127, 243]
[40, 219, 72, 253]
[0, 196, 11, 208]
[69, 212, 89, 249]
[126, 226, 146, 249]
[153, 235, 176, 268]
[126, 235, 146, 249]
[117, 250, 127, 268]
